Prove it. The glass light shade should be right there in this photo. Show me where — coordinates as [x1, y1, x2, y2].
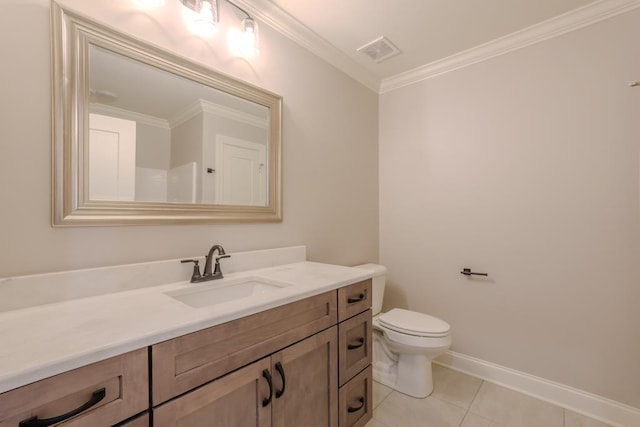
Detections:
[190, 0, 218, 37]
[196, 0, 218, 25]
[241, 17, 259, 56]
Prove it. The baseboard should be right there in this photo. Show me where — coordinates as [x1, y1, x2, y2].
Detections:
[434, 351, 640, 427]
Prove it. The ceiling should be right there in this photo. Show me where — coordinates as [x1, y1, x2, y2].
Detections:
[233, 0, 638, 91]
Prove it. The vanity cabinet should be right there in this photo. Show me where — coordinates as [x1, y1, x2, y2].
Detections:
[0, 279, 373, 427]
[0, 349, 148, 427]
[154, 327, 338, 427]
[152, 279, 372, 427]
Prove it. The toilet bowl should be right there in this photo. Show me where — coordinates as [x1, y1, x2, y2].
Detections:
[354, 264, 452, 398]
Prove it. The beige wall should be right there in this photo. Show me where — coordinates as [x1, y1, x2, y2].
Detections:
[0, 0, 378, 277]
[379, 9, 640, 408]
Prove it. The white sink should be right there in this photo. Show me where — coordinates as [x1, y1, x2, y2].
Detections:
[165, 277, 290, 308]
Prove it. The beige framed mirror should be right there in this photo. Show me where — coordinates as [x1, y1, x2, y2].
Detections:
[52, 3, 282, 226]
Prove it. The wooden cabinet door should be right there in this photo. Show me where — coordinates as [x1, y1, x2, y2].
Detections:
[271, 327, 338, 427]
[153, 358, 272, 427]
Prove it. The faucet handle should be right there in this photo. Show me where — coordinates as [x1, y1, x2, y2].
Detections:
[212, 254, 231, 277]
[181, 259, 202, 282]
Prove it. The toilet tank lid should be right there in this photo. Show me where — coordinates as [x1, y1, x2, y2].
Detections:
[353, 263, 387, 277]
[378, 308, 450, 335]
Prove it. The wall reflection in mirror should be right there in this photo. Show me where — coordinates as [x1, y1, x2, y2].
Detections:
[88, 45, 269, 206]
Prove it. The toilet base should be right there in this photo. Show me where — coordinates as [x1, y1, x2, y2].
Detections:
[396, 354, 434, 398]
[373, 354, 434, 398]
[373, 331, 438, 398]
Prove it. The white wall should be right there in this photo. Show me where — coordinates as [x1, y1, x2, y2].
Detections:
[379, 9, 640, 408]
[0, 0, 378, 276]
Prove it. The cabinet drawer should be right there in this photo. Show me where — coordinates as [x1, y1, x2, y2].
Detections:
[338, 310, 372, 387]
[152, 291, 337, 405]
[338, 366, 372, 427]
[0, 348, 148, 427]
[337, 280, 372, 322]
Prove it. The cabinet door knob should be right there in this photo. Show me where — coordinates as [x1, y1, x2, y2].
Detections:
[275, 362, 286, 398]
[19, 388, 106, 427]
[262, 369, 273, 407]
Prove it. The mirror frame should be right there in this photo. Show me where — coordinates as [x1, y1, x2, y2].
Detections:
[51, 3, 282, 226]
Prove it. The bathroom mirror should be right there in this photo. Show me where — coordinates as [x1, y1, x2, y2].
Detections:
[52, 3, 282, 226]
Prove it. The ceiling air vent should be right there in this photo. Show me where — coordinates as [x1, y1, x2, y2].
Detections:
[357, 36, 401, 63]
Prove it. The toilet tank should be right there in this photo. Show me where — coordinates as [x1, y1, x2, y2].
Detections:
[353, 263, 387, 316]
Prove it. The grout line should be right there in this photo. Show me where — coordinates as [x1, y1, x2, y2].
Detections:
[459, 379, 485, 427]
[373, 382, 394, 410]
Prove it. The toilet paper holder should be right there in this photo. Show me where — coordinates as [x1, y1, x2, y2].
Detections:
[461, 268, 488, 277]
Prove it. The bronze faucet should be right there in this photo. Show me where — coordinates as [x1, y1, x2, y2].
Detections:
[181, 244, 231, 283]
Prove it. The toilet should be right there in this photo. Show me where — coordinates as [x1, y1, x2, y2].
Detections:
[355, 264, 452, 398]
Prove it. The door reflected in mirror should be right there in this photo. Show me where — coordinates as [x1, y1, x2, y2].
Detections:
[88, 45, 269, 206]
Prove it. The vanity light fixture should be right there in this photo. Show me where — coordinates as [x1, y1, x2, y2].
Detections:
[181, 0, 219, 36]
[180, 0, 259, 56]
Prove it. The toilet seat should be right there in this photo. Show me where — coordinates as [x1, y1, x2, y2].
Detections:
[378, 308, 450, 338]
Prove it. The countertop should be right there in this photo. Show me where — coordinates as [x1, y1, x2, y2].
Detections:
[0, 261, 372, 394]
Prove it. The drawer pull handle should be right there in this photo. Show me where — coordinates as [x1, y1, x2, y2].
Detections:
[347, 337, 365, 350]
[275, 362, 286, 398]
[347, 397, 365, 413]
[19, 388, 106, 427]
[262, 369, 273, 407]
[347, 293, 366, 304]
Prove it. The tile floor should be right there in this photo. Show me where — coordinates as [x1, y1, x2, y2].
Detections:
[365, 364, 613, 427]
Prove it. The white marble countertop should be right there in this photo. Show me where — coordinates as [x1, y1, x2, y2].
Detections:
[0, 261, 373, 394]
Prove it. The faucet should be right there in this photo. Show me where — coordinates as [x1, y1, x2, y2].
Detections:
[203, 244, 230, 279]
[181, 244, 231, 283]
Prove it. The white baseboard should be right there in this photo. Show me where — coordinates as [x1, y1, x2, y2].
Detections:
[434, 351, 640, 427]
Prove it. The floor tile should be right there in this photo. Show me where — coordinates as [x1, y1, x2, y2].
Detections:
[431, 363, 483, 410]
[468, 382, 563, 427]
[365, 418, 391, 427]
[564, 409, 613, 427]
[460, 412, 504, 427]
[373, 381, 393, 409]
[373, 391, 466, 427]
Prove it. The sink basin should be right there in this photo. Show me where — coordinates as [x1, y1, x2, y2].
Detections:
[166, 278, 289, 308]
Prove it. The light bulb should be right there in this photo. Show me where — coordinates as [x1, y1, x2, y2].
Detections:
[190, 0, 218, 37]
[230, 18, 259, 57]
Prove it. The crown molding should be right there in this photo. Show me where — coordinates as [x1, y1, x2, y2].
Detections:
[234, 0, 639, 95]
[380, 0, 640, 93]
[229, 0, 381, 92]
